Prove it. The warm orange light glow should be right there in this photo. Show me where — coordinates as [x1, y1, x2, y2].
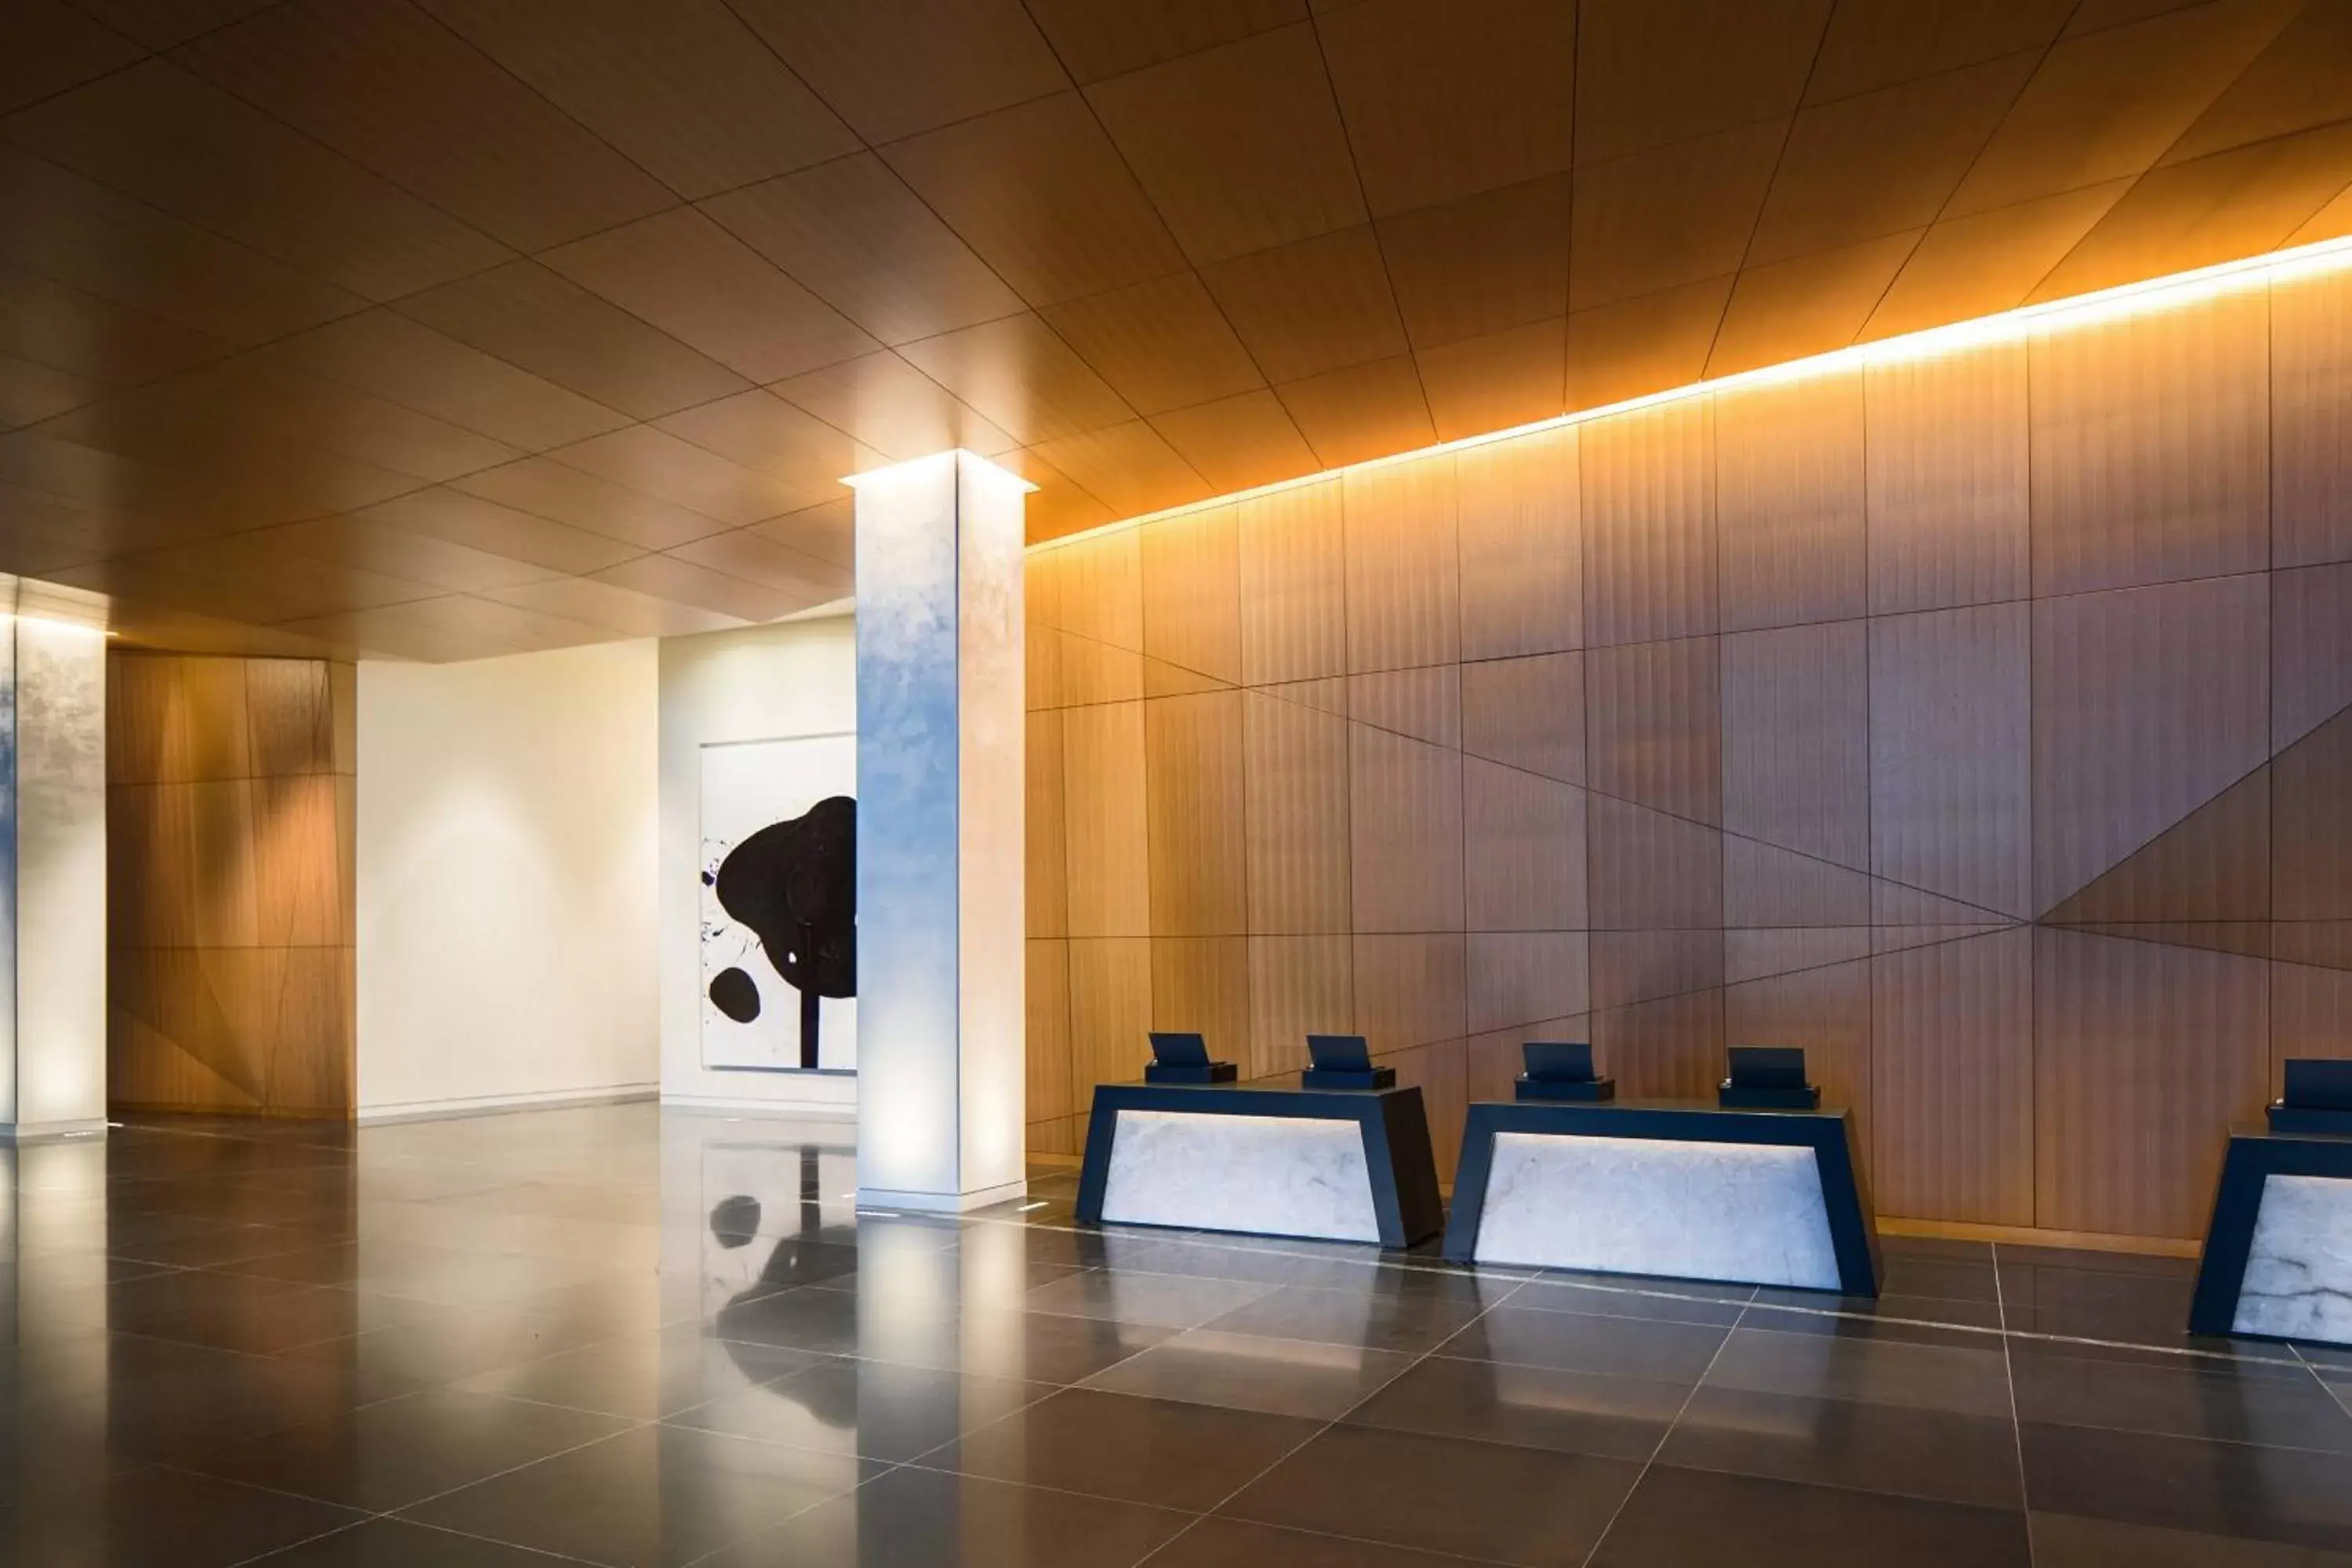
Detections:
[1031, 230, 2352, 552]
[840, 448, 1039, 493]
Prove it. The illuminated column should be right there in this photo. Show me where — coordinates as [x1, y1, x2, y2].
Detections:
[850, 451, 1027, 1212]
[0, 607, 107, 1142]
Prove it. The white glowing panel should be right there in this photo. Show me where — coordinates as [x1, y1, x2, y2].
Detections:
[1102, 1109, 1381, 1243]
[1475, 1133, 1839, 1289]
[2234, 1174, 2352, 1344]
[697, 733, 857, 1073]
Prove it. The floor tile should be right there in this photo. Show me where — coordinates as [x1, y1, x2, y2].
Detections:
[1587, 1464, 2031, 1566]
[1510, 1273, 1752, 1326]
[692, 1464, 1191, 1568]
[454, 1321, 826, 1420]
[846, 1307, 1174, 1385]
[180, 1385, 633, 1512]
[1348, 1352, 1686, 1461]
[2030, 1508, 2352, 1566]
[1703, 1323, 2014, 1417]
[237, 1517, 590, 1566]
[1221, 1422, 1642, 1566]
[2012, 1343, 2352, 1452]
[1660, 1382, 2024, 1508]
[1023, 1269, 1276, 1329]
[1080, 1328, 1414, 1419]
[2021, 1419, 2352, 1552]
[1450, 1305, 1729, 1382]
[675, 1357, 1053, 1461]
[401, 1422, 877, 1566]
[0, 1463, 364, 1568]
[934, 1386, 1323, 1511]
[1149, 1515, 1490, 1566]
[1201, 1280, 1487, 1356]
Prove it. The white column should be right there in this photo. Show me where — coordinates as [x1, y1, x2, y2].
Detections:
[0, 610, 107, 1142]
[851, 451, 1028, 1213]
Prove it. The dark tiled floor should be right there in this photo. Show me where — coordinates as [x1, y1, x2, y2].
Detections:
[5, 1107, 2352, 1565]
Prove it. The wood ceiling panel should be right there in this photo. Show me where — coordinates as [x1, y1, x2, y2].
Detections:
[477, 574, 742, 639]
[1040, 271, 1264, 416]
[1025, 0, 1305, 84]
[1573, 0, 1834, 165]
[1087, 23, 1367, 264]
[1151, 388, 1319, 494]
[1200, 225, 1406, 383]
[773, 351, 1018, 462]
[448, 456, 724, 552]
[1944, 0, 2304, 218]
[1274, 353, 1434, 468]
[20, 402, 423, 520]
[0, 353, 101, 430]
[1010, 455, 1116, 543]
[663, 528, 850, 603]
[1705, 229, 1920, 377]
[1862, 181, 2127, 339]
[1568, 118, 1787, 312]
[545, 424, 820, 526]
[541, 209, 877, 385]
[276, 593, 611, 661]
[238, 514, 557, 594]
[896, 313, 1135, 445]
[1416, 317, 1566, 441]
[5, 60, 511, 301]
[2163, 0, 2352, 165]
[1377, 173, 1570, 349]
[728, 0, 1068, 144]
[257, 310, 630, 455]
[1316, 0, 1574, 217]
[416, 0, 858, 199]
[701, 154, 1028, 347]
[0, 479, 201, 561]
[74, 0, 276, 51]
[1563, 274, 1732, 412]
[2, 1, 147, 115]
[176, 0, 677, 252]
[1029, 420, 1210, 520]
[747, 495, 855, 569]
[1806, 0, 2072, 103]
[0, 428, 257, 530]
[360, 486, 646, 575]
[589, 552, 812, 623]
[0, 265, 232, 386]
[394, 261, 751, 422]
[98, 535, 443, 619]
[1748, 53, 2039, 267]
[652, 389, 873, 500]
[0, 146, 361, 344]
[884, 93, 1188, 307]
[2033, 122, 2352, 299]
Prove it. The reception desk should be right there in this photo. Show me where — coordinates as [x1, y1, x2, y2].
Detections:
[1443, 1099, 1881, 1296]
[2190, 1125, 2352, 1343]
[1075, 1082, 1444, 1249]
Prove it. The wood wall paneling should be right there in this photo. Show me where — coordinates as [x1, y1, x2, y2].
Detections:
[1579, 396, 1716, 646]
[1864, 340, 2030, 614]
[1347, 722, 1464, 934]
[1714, 372, 1867, 631]
[2272, 267, 2352, 570]
[1239, 477, 1347, 684]
[1143, 690, 1247, 935]
[1060, 699, 1152, 937]
[1720, 620, 1869, 870]
[1241, 688, 1352, 933]
[1342, 451, 1460, 672]
[1871, 928, 2034, 1226]
[1455, 424, 1581, 659]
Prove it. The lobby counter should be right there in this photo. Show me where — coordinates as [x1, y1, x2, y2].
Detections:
[1074, 1082, 1443, 1249]
[2190, 1126, 2352, 1343]
[1443, 1099, 1882, 1296]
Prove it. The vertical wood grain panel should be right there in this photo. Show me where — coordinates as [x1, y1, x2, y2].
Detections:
[1243, 688, 1351, 932]
[1595, 988, 1722, 1101]
[1585, 635, 1721, 823]
[1382, 1036, 1468, 1181]
[1721, 621, 1868, 870]
[1461, 651, 1583, 783]
[1240, 477, 1346, 684]
[1457, 424, 1581, 659]
[1062, 699, 1151, 937]
[1715, 372, 1867, 631]
[1587, 794, 1722, 932]
[1348, 722, 1463, 933]
[1143, 690, 1247, 935]
[2270, 266, 2352, 569]
[1871, 928, 2033, 1225]
[1141, 502, 1242, 684]
[1248, 933, 1352, 1078]
[2275, 707, 2352, 920]
[1026, 939, 1073, 1127]
[2030, 289, 2269, 597]
[1467, 931, 1591, 1033]
[1344, 451, 1460, 672]
[2273, 561, 2352, 753]
[1152, 936, 1250, 1062]
[1864, 341, 2029, 614]
[1724, 956, 1871, 1144]
[1026, 709, 1068, 938]
[2034, 927, 2267, 1239]
[1462, 759, 1585, 931]
[1067, 936, 1154, 1110]
[1352, 933, 1466, 1055]
[1580, 397, 1716, 646]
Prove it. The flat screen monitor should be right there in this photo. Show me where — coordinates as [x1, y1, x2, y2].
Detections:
[1728, 1046, 1808, 1091]
[1148, 1031, 1210, 1068]
[1305, 1033, 1372, 1073]
[1523, 1041, 1596, 1083]
[2283, 1058, 2352, 1112]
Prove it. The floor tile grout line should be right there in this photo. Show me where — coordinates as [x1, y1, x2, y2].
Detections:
[2294, 1343, 2352, 1423]
[1121, 1271, 1543, 1566]
[1577, 1302, 1748, 1568]
[1994, 1242, 2037, 1565]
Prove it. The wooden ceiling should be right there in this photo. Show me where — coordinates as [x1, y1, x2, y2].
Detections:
[5, 0, 2350, 661]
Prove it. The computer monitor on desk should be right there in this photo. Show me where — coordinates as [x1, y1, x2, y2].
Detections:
[1145, 1031, 1236, 1086]
[2270, 1058, 2352, 1134]
[1719, 1046, 1820, 1110]
[1302, 1033, 1394, 1091]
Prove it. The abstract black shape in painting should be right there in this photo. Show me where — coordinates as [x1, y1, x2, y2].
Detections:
[711, 795, 855, 1070]
[707, 967, 761, 1024]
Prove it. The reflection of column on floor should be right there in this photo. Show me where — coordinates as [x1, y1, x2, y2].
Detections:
[1, 597, 107, 1143]
[850, 451, 1029, 1214]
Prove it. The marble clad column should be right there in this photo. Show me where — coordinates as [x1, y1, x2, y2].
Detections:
[850, 452, 1029, 1212]
[0, 589, 108, 1142]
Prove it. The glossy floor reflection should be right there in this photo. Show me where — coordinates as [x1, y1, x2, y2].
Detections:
[5, 1106, 2352, 1566]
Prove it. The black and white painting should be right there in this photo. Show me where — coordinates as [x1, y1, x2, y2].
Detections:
[699, 734, 856, 1073]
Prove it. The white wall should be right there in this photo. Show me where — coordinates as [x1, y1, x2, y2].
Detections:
[659, 613, 857, 1113]
[357, 640, 659, 1119]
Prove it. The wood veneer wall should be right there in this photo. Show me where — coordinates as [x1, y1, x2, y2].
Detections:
[107, 652, 358, 1119]
[1024, 262, 2352, 1245]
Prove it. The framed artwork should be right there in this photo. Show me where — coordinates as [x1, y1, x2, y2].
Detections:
[699, 733, 856, 1073]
